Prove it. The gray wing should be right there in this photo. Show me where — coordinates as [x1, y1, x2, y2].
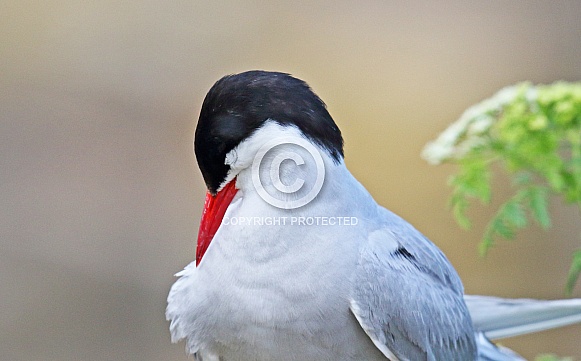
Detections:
[350, 208, 477, 361]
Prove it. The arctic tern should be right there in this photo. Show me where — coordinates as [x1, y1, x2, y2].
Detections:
[167, 70, 581, 361]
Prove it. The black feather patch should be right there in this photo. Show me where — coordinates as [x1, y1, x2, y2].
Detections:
[392, 246, 416, 262]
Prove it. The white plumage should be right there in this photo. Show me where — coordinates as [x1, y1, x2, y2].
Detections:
[167, 71, 581, 360]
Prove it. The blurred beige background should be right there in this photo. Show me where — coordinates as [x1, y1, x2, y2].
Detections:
[2, 1, 581, 360]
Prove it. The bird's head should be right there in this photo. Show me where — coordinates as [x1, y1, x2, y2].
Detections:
[193, 70, 344, 265]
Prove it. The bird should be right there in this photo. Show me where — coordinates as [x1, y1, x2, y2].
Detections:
[167, 70, 581, 361]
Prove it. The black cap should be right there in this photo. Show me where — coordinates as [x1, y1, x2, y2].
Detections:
[194, 70, 344, 194]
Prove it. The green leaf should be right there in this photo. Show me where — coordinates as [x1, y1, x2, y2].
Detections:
[535, 354, 574, 361]
[452, 159, 492, 203]
[528, 186, 551, 229]
[565, 249, 581, 295]
[448, 159, 492, 229]
[492, 218, 514, 239]
[502, 198, 528, 229]
[479, 232, 495, 256]
[450, 193, 471, 229]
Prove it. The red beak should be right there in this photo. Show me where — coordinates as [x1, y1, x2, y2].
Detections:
[196, 180, 238, 266]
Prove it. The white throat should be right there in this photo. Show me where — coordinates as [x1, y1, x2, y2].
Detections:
[204, 121, 380, 264]
[222, 121, 333, 203]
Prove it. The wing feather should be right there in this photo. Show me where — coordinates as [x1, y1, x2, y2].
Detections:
[350, 209, 477, 361]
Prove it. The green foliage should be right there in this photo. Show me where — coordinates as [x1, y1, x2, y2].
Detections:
[566, 249, 581, 293]
[424, 82, 581, 292]
[535, 354, 574, 361]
